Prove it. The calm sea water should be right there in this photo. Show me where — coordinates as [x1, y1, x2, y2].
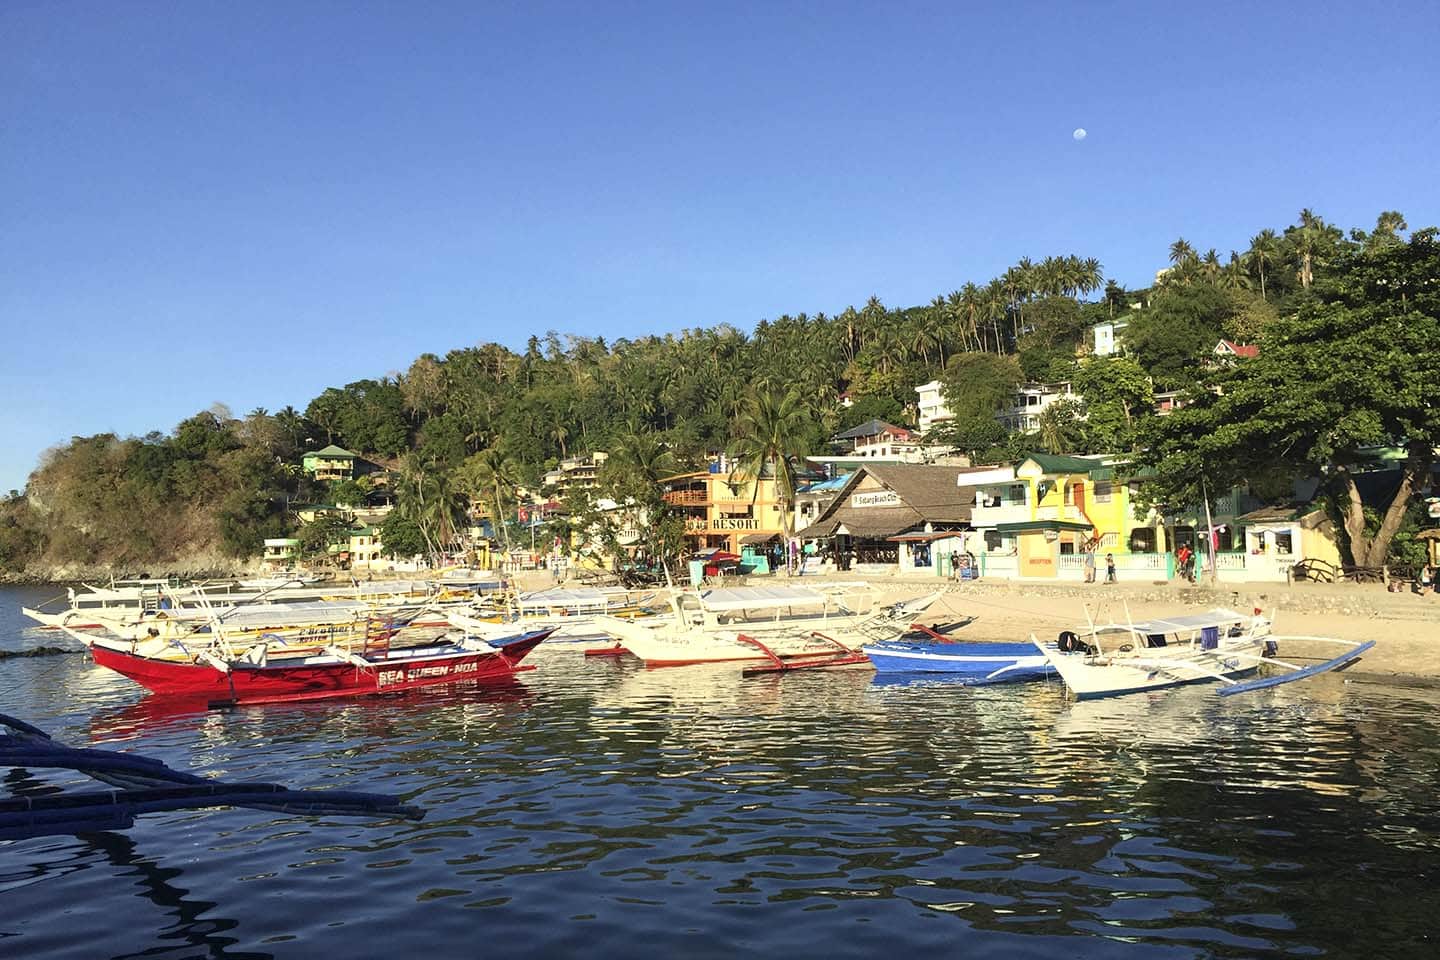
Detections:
[2, 583, 1438, 959]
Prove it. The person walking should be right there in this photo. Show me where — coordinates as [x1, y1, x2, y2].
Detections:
[1105, 553, 1117, 584]
[1083, 546, 1096, 583]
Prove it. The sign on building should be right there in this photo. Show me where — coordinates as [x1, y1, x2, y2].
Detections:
[851, 491, 901, 509]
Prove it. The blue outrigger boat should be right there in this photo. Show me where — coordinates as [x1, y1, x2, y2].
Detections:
[863, 623, 1051, 684]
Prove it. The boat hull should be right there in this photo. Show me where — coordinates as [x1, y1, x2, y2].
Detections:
[87, 629, 554, 704]
[1038, 640, 1263, 699]
[862, 641, 1050, 681]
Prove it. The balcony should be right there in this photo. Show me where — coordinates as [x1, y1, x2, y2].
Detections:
[664, 490, 711, 507]
[970, 503, 1032, 527]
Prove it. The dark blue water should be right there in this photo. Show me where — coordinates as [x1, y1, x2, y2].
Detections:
[3, 584, 1438, 959]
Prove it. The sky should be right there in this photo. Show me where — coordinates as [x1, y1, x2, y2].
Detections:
[3, 1, 1438, 492]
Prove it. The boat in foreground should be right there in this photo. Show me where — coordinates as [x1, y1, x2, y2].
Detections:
[85, 627, 557, 705]
[1034, 607, 1374, 700]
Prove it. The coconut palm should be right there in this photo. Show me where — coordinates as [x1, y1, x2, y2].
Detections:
[1247, 229, 1280, 301]
[458, 447, 520, 552]
[728, 389, 811, 571]
[1169, 238, 1197, 268]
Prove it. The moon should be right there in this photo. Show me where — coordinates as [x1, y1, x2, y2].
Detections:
[1073, 128, 1087, 141]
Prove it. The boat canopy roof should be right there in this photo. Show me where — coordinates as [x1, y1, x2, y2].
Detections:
[695, 585, 830, 611]
[1105, 608, 1251, 634]
[520, 587, 631, 604]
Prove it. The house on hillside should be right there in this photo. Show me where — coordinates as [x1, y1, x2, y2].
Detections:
[915, 380, 953, 433]
[301, 445, 376, 482]
[1212, 339, 1259, 363]
[995, 383, 1080, 433]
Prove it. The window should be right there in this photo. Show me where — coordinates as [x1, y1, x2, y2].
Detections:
[1093, 482, 1114, 504]
[1274, 530, 1294, 554]
[1129, 528, 1156, 552]
[1006, 484, 1026, 505]
[984, 530, 1002, 550]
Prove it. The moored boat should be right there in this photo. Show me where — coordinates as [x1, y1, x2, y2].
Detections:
[85, 626, 556, 705]
[1034, 607, 1374, 700]
[594, 585, 941, 668]
[863, 625, 1051, 684]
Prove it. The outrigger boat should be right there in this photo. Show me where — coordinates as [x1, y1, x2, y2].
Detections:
[1034, 606, 1375, 700]
[67, 616, 556, 705]
[457, 586, 664, 645]
[592, 585, 941, 668]
[863, 622, 1051, 684]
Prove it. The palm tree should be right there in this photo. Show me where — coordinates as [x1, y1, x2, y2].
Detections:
[1247, 229, 1280, 300]
[1201, 249, 1221, 279]
[460, 447, 520, 552]
[1169, 238, 1197, 268]
[1220, 251, 1253, 291]
[728, 389, 811, 572]
[1103, 280, 1126, 318]
[1287, 208, 1340, 290]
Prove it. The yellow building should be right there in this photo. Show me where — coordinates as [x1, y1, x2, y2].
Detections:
[661, 463, 788, 554]
[968, 454, 1166, 580]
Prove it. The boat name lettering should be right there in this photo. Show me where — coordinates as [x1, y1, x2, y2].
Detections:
[851, 491, 901, 508]
[376, 660, 479, 687]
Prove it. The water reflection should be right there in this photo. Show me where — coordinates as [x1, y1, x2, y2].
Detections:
[4, 584, 1440, 958]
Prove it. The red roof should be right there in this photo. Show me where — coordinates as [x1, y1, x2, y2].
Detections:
[1216, 339, 1259, 358]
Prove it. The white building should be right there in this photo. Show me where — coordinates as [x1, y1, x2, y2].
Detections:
[996, 382, 1080, 432]
[1091, 318, 1128, 356]
[915, 380, 953, 433]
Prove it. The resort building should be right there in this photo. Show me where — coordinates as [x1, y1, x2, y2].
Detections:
[833, 420, 918, 458]
[661, 458, 789, 554]
[1232, 504, 1342, 582]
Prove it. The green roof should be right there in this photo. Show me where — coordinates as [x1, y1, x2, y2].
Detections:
[1025, 453, 1107, 475]
[305, 445, 357, 459]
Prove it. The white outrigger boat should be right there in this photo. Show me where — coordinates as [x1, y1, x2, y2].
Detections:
[1034, 606, 1374, 700]
[592, 584, 942, 668]
[448, 586, 666, 645]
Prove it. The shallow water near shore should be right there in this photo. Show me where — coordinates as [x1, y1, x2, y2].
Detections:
[3, 584, 1438, 959]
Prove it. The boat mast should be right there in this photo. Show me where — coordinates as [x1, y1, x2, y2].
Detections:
[1201, 477, 1218, 585]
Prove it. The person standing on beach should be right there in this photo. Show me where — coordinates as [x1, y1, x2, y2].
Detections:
[1105, 553, 1117, 583]
[1083, 546, 1096, 583]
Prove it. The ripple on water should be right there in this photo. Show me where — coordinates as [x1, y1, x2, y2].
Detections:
[3, 587, 1440, 958]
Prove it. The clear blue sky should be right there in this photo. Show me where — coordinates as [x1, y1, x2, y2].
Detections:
[3, 1, 1437, 492]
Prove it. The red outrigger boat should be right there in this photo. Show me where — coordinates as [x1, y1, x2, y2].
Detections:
[86, 628, 557, 706]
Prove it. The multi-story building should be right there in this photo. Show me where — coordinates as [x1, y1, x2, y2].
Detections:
[915, 380, 953, 433]
[1091, 318, 1128, 356]
[661, 458, 788, 554]
[542, 451, 608, 500]
[301, 445, 362, 482]
[995, 382, 1080, 432]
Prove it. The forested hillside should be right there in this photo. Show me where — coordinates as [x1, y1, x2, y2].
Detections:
[3, 209, 1432, 575]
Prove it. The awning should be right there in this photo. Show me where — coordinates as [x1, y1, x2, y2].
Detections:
[995, 520, 1094, 534]
[740, 533, 780, 545]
